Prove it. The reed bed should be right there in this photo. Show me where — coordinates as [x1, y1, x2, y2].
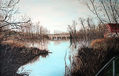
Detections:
[69, 38, 119, 76]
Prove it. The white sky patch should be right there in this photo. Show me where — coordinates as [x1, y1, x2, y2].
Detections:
[17, 0, 93, 33]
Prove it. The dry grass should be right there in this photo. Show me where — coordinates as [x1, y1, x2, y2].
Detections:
[70, 47, 106, 76]
[0, 34, 4, 39]
[0, 43, 49, 76]
[70, 38, 119, 76]
[91, 37, 119, 51]
[1, 40, 26, 47]
[91, 38, 106, 50]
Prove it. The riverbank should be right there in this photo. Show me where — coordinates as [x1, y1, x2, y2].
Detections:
[0, 43, 49, 76]
[0, 29, 48, 42]
[70, 38, 119, 76]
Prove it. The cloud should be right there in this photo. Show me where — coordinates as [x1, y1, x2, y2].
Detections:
[18, 0, 91, 33]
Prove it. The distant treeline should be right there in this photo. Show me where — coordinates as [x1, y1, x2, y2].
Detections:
[0, 29, 49, 42]
[68, 18, 106, 43]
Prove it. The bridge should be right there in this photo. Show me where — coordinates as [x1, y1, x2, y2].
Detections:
[48, 33, 70, 40]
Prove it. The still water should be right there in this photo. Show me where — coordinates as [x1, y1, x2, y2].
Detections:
[17, 41, 71, 76]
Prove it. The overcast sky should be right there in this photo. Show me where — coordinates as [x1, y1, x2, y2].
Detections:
[17, 0, 93, 33]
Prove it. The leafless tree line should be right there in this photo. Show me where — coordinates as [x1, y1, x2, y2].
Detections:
[20, 21, 48, 35]
[68, 18, 105, 48]
[0, 0, 49, 42]
[67, 1, 119, 75]
[19, 21, 49, 41]
[86, 0, 119, 24]
[0, 0, 30, 30]
[68, 0, 119, 46]
[0, 0, 29, 42]
[87, 0, 119, 35]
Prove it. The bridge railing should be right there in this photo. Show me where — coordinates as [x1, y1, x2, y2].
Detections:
[95, 56, 119, 76]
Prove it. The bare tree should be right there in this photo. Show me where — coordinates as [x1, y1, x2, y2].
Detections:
[86, 0, 119, 36]
[68, 21, 78, 48]
[0, 0, 30, 42]
[86, 0, 119, 24]
[0, 0, 30, 30]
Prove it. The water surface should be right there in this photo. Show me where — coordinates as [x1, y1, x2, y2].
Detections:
[17, 41, 71, 76]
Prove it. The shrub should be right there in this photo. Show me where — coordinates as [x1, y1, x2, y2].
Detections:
[70, 38, 119, 76]
[1, 40, 25, 47]
[91, 38, 119, 51]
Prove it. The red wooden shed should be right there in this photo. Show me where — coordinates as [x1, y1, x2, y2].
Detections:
[106, 23, 119, 33]
[104, 23, 119, 38]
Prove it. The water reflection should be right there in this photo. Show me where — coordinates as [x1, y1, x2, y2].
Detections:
[25, 40, 49, 50]
[28, 54, 48, 64]
[17, 41, 71, 76]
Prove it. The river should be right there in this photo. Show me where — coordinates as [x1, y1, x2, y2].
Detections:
[17, 40, 72, 76]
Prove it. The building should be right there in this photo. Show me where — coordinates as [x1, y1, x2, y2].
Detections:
[104, 23, 119, 38]
[106, 23, 119, 32]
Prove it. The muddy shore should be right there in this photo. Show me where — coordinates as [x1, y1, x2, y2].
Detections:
[0, 44, 49, 76]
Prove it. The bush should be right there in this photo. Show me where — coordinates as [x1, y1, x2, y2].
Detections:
[70, 38, 119, 76]
[91, 38, 119, 51]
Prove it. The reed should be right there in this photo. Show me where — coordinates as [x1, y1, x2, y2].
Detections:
[70, 38, 119, 76]
[0, 43, 48, 76]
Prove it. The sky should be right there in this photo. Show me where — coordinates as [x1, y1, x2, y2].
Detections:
[17, 0, 93, 33]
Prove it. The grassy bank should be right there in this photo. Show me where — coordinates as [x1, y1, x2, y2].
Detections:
[0, 43, 49, 76]
[70, 38, 119, 76]
[0, 29, 48, 42]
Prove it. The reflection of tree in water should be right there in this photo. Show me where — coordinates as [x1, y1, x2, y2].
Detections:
[28, 56, 40, 63]
[65, 42, 81, 76]
[0, 44, 48, 76]
[54, 40, 69, 45]
[28, 54, 48, 64]
[54, 41, 62, 45]
[26, 40, 49, 50]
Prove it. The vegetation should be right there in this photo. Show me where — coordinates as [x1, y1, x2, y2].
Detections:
[0, 0, 49, 76]
[0, 0, 48, 42]
[66, 38, 119, 76]
[0, 43, 48, 76]
[0, 0, 119, 76]
[67, 0, 119, 76]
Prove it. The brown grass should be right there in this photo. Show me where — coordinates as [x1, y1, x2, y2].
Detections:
[91, 37, 119, 51]
[0, 43, 49, 76]
[91, 38, 106, 50]
[1, 40, 26, 47]
[70, 38, 119, 76]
